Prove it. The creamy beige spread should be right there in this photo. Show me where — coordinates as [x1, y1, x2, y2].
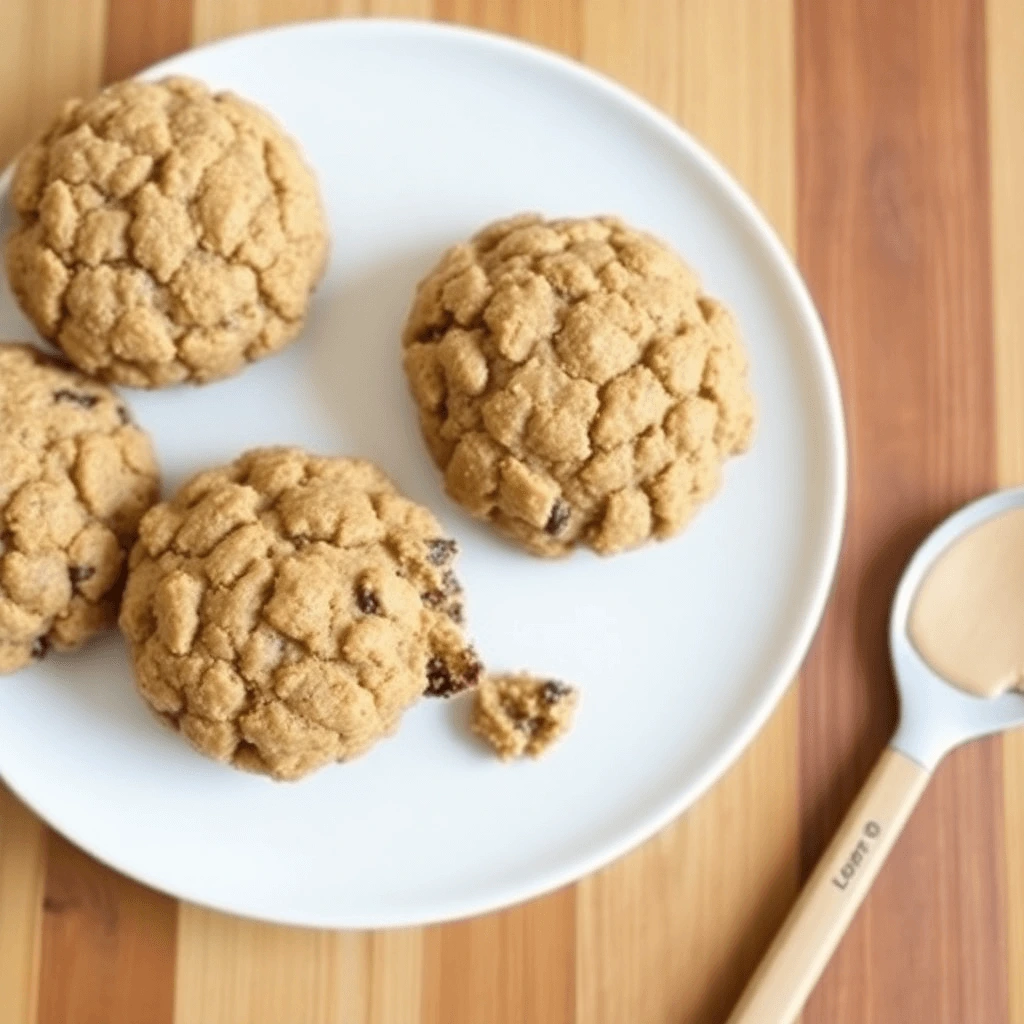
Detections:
[909, 507, 1024, 697]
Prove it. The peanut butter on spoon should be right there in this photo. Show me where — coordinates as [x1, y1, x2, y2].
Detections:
[908, 506, 1024, 698]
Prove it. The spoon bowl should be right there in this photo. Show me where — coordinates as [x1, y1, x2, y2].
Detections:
[890, 485, 1024, 769]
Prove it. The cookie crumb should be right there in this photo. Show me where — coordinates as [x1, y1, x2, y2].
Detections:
[472, 673, 579, 760]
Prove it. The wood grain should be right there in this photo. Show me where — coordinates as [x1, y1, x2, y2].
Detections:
[0, 0, 106, 168]
[576, 3, 799, 1023]
[796, 0, 1007, 1021]
[422, 890, 576, 1024]
[36, 836, 176, 1024]
[0, 787, 45, 1024]
[193, 0, 431, 44]
[0, 3, 107, 1023]
[987, 0, 1024, 1021]
[104, 0, 194, 83]
[174, 910, 421, 1024]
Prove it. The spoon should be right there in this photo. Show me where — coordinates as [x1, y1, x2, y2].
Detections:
[727, 487, 1024, 1024]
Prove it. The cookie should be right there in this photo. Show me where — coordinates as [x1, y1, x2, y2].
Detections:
[402, 214, 756, 556]
[472, 673, 578, 760]
[0, 343, 160, 674]
[6, 77, 328, 388]
[119, 448, 482, 781]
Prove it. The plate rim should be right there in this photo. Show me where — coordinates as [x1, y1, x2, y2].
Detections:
[0, 16, 848, 929]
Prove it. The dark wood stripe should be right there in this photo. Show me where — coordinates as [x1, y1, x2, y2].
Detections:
[103, 0, 193, 84]
[36, 835, 176, 1024]
[796, 0, 1006, 1020]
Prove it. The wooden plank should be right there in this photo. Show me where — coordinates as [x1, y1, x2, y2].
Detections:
[575, 2, 800, 1022]
[104, 0, 194, 83]
[415, 5, 581, 1022]
[0, 0, 106, 168]
[30, 2, 194, 1019]
[987, 0, 1024, 1021]
[0, 787, 45, 1024]
[0, 3, 107, 1023]
[421, 890, 575, 1024]
[174, 910, 421, 1024]
[193, 0, 431, 45]
[796, 0, 1007, 1020]
[36, 835, 177, 1024]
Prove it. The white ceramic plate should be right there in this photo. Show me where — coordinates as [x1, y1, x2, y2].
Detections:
[0, 20, 845, 928]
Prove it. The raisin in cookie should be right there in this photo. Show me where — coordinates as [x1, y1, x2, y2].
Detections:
[472, 674, 578, 760]
[119, 448, 481, 781]
[0, 343, 160, 673]
[402, 215, 756, 556]
[6, 77, 328, 388]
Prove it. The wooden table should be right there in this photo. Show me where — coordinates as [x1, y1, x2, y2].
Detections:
[0, 0, 1021, 1021]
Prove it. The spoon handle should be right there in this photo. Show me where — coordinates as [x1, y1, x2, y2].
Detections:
[726, 746, 930, 1024]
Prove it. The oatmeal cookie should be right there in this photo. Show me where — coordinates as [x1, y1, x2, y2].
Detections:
[402, 214, 755, 556]
[472, 673, 578, 760]
[119, 448, 482, 781]
[0, 343, 160, 673]
[6, 77, 328, 388]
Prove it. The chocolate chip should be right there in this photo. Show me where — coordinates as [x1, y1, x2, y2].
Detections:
[464, 654, 483, 688]
[69, 566, 95, 586]
[425, 656, 455, 696]
[541, 680, 573, 704]
[425, 651, 482, 697]
[53, 389, 99, 409]
[418, 316, 454, 344]
[426, 538, 458, 566]
[117, 405, 131, 425]
[447, 603, 465, 625]
[422, 589, 445, 609]
[31, 636, 49, 660]
[356, 584, 380, 615]
[545, 499, 571, 537]
[506, 705, 534, 733]
[442, 570, 461, 596]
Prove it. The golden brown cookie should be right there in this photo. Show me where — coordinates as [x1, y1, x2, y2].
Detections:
[119, 448, 482, 781]
[402, 214, 756, 556]
[472, 673, 578, 760]
[0, 343, 160, 673]
[6, 77, 328, 388]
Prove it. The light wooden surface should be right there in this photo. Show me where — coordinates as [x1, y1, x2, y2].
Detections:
[0, 1, 1019, 1022]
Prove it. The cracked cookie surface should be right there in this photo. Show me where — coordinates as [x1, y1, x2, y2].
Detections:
[472, 673, 578, 759]
[119, 448, 481, 781]
[402, 215, 756, 556]
[6, 76, 328, 388]
[0, 343, 160, 673]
